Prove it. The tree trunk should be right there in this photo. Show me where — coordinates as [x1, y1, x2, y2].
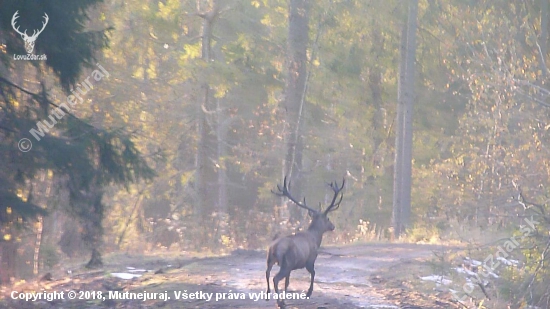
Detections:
[85, 248, 103, 269]
[216, 98, 228, 215]
[195, 2, 220, 219]
[401, 0, 418, 234]
[392, 0, 418, 238]
[84, 189, 105, 268]
[392, 19, 407, 238]
[33, 216, 43, 275]
[215, 97, 231, 247]
[283, 0, 310, 223]
[0, 240, 17, 284]
[540, 0, 548, 78]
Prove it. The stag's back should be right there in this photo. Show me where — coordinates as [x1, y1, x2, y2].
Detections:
[268, 232, 318, 270]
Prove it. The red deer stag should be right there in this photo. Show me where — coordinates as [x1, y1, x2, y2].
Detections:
[266, 176, 345, 307]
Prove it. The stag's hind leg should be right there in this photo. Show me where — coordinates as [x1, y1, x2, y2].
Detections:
[273, 269, 290, 294]
[305, 261, 315, 297]
[284, 274, 290, 291]
[273, 268, 290, 308]
[266, 256, 276, 297]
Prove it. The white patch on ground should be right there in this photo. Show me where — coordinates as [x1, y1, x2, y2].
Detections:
[420, 275, 452, 285]
[110, 272, 142, 279]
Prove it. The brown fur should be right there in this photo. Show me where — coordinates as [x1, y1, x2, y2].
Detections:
[266, 211, 337, 308]
[266, 177, 344, 308]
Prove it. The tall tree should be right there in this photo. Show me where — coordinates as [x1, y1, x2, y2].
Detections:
[195, 0, 221, 219]
[283, 0, 310, 223]
[392, 0, 418, 237]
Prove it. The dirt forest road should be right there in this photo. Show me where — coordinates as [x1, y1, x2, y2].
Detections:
[1, 243, 459, 309]
[178, 243, 443, 309]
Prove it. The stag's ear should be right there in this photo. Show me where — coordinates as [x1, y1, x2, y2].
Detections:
[308, 210, 316, 218]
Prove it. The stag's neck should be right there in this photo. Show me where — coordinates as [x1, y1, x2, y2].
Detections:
[306, 226, 325, 248]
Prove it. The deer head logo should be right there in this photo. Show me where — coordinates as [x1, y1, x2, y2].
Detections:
[11, 11, 49, 54]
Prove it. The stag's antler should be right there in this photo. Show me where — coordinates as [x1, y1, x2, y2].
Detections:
[272, 176, 319, 213]
[11, 11, 49, 38]
[30, 13, 48, 39]
[323, 178, 345, 214]
[11, 11, 26, 37]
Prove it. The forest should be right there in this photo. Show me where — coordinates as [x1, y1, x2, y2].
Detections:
[1, 0, 550, 308]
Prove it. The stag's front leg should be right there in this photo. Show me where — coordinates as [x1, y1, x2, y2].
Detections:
[305, 262, 315, 297]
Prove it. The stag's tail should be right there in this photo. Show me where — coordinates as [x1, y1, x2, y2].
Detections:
[269, 236, 293, 266]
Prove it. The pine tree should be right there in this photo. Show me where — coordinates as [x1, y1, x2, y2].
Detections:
[0, 0, 155, 273]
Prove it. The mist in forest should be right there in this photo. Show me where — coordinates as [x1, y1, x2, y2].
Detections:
[1, 1, 550, 308]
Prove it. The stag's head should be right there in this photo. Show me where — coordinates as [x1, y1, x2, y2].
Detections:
[273, 177, 345, 233]
[11, 11, 49, 54]
[308, 210, 336, 233]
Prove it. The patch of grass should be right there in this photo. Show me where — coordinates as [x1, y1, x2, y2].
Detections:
[402, 224, 442, 244]
[370, 254, 459, 308]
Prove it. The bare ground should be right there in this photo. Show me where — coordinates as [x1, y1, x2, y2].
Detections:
[0, 243, 462, 309]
